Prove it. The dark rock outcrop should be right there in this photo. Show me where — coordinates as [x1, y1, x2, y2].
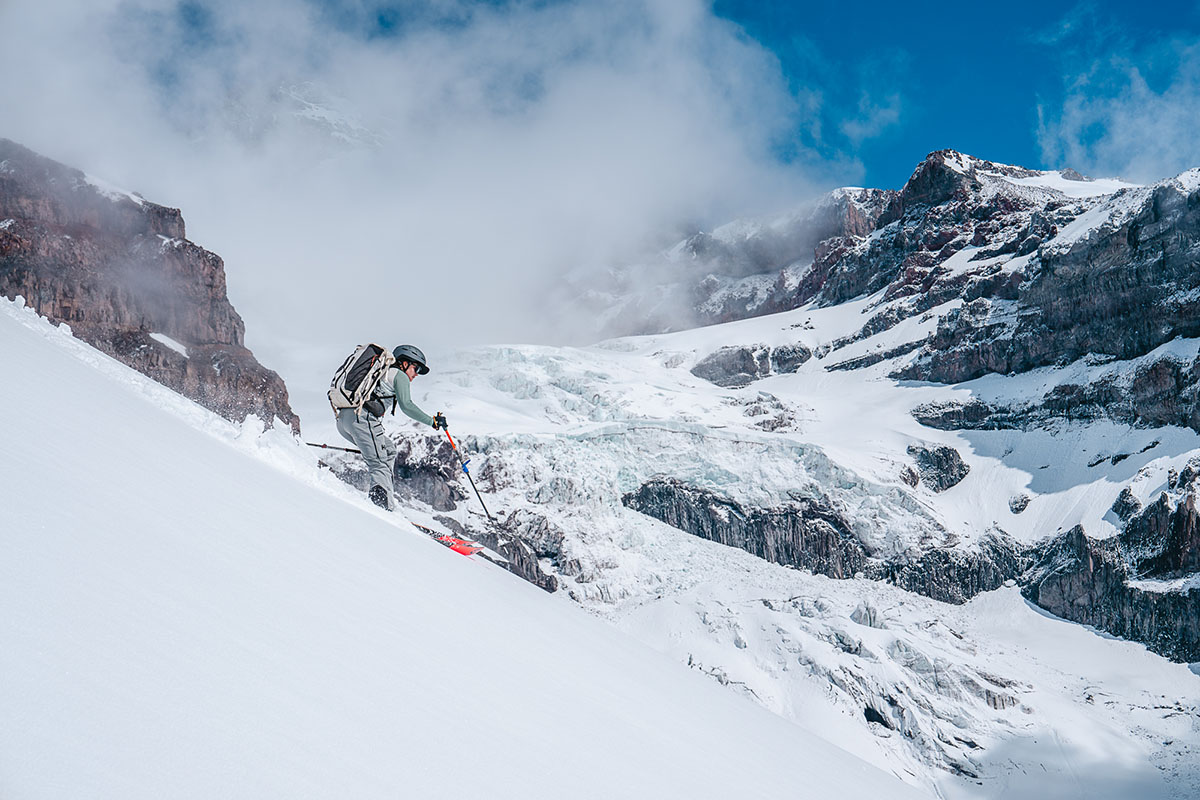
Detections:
[623, 477, 1025, 605]
[383, 433, 559, 592]
[624, 476, 871, 579]
[1111, 487, 1142, 522]
[432, 512, 559, 594]
[1022, 522, 1200, 662]
[625, 475, 1200, 660]
[907, 444, 970, 492]
[911, 353, 1200, 434]
[0, 138, 298, 430]
[392, 434, 465, 511]
[691, 345, 772, 388]
[1021, 464, 1200, 661]
[690, 342, 812, 387]
[1122, 490, 1200, 577]
[896, 176, 1200, 389]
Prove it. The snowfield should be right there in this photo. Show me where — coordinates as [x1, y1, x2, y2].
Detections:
[344, 293, 1200, 799]
[0, 297, 927, 800]
[6, 276, 1200, 799]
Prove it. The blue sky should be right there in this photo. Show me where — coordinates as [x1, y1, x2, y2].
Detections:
[714, 0, 1200, 188]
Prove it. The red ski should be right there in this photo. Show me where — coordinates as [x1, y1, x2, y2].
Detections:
[411, 522, 483, 556]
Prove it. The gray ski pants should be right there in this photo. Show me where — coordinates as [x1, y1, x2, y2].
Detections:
[335, 408, 396, 507]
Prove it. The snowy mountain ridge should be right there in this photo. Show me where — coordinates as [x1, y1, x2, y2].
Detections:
[564, 148, 1184, 352]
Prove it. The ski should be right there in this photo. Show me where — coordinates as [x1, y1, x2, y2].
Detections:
[410, 522, 483, 556]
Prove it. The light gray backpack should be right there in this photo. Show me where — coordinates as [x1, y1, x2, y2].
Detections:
[328, 343, 396, 413]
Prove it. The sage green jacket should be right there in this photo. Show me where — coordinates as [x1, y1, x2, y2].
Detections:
[376, 368, 436, 427]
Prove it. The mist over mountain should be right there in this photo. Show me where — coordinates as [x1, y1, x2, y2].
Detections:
[0, 138, 298, 429]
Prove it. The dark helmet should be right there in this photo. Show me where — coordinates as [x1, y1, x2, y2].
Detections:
[392, 344, 429, 374]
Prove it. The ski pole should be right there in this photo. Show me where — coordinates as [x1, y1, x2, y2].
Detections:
[443, 429, 494, 522]
[306, 441, 361, 454]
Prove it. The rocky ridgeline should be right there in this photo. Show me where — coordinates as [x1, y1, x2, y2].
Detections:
[792, 151, 1200, 424]
[578, 187, 895, 338]
[631, 150, 1200, 398]
[622, 472, 1200, 662]
[0, 139, 298, 430]
[663, 150, 1200, 662]
[897, 172, 1200, 386]
[324, 432, 560, 593]
[623, 476, 1027, 606]
[1024, 463, 1200, 661]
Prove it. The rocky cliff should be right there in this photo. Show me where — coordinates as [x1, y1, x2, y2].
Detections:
[600, 149, 1200, 662]
[319, 432, 560, 593]
[623, 476, 1027, 605]
[567, 187, 895, 338]
[0, 139, 298, 430]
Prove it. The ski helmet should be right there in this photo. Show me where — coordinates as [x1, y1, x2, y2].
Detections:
[392, 344, 429, 374]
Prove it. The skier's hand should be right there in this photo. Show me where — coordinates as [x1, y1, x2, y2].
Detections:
[433, 412, 449, 431]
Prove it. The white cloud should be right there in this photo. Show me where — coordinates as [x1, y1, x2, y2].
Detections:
[1, 0, 862, 426]
[840, 91, 902, 147]
[1037, 30, 1200, 182]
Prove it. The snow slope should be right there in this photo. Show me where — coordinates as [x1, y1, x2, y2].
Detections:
[0, 296, 927, 800]
[371, 299, 1200, 798]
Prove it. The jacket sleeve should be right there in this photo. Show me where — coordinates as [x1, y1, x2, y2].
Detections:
[389, 371, 436, 427]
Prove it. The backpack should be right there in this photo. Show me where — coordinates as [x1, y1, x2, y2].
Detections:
[328, 343, 396, 414]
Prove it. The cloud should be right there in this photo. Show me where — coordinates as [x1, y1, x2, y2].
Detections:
[1035, 9, 1200, 182]
[840, 91, 902, 147]
[0, 0, 832, 424]
[1027, 1, 1109, 48]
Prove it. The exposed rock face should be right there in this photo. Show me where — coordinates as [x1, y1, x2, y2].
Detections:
[1123, 488, 1200, 576]
[432, 511, 559, 594]
[623, 477, 1026, 605]
[1022, 522, 1200, 662]
[912, 353, 1200, 435]
[906, 444, 970, 492]
[393, 434, 465, 511]
[690, 342, 812, 387]
[900, 177, 1200, 387]
[0, 138, 298, 430]
[330, 430, 560, 593]
[624, 476, 871, 578]
[621, 473, 1197, 662]
[1020, 459, 1200, 661]
[575, 187, 895, 338]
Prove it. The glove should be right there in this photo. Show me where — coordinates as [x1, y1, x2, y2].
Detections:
[364, 398, 386, 417]
[433, 412, 449, 431]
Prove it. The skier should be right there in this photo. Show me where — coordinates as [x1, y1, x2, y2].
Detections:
[334, 344, 448, 510]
